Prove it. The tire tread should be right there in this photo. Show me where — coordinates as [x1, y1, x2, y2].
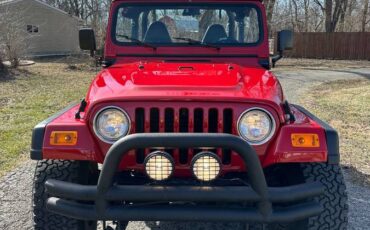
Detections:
[32, 160, 82, 230]
[302, 163, 348, 230]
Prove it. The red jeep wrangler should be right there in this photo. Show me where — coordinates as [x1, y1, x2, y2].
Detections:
[31, 0, 348, 229]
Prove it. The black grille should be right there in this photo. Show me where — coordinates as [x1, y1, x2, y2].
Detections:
[134, 108, 233, 165]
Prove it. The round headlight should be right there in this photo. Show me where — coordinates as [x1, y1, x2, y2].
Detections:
[94, 107, 130, 143]
[145, 151, 174, 181]
[237, 108, 275, 145]
[191, 152, 221, 182]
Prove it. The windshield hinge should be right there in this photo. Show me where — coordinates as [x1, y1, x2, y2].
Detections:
[75, 99, 87, 119]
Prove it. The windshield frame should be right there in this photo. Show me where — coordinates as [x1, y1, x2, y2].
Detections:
[111, 2, 264, 48]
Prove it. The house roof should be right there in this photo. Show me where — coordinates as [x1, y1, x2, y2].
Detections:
[0, 0, 83, 21]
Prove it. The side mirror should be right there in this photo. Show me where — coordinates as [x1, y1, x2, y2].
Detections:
[271, 30, 293, 67]
[79, 28, 96, 56]
[277, 30, 293, 52]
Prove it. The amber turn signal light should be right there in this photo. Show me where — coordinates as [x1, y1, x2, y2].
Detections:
[50, 131, 78, 146]
[291, 133, 320, 148]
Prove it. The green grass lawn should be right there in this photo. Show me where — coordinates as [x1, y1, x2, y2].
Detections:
[0, 60, 95, 176]
[300, 79, 370, 185]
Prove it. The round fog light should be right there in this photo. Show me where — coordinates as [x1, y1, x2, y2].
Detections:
[144, 151, 174, 181]
[191, 152, 221, 182]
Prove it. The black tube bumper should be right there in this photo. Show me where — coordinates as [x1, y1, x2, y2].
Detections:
[45, 133, 324, 222]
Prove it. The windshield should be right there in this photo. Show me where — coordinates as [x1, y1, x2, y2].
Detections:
[113, 4, 262, 47]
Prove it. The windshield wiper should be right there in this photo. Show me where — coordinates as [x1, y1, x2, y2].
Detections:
[173, 37, 221, 50]
[116, 34, 157, 50]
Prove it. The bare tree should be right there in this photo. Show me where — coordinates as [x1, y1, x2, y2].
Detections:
[264, 0, 277, 35]
[290, 0, 304, 31]
[0, 5, 30, 68]
[37, 0, 368, 42]
[313, 0, 348, 32]
[341, 0, 354, 31]
[361, 0, 369, 32]
[303, 0, 310, 31]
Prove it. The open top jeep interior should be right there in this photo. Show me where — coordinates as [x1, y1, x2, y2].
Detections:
[113, 4, 261, 46]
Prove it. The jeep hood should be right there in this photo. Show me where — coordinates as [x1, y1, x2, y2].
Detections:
[86, 61, 284, 107]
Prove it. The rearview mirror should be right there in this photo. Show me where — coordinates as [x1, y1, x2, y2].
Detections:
[183, 8, 201, 16]
[79, 28, 96, 56]
[271, 30, 293, 67]
[277, 30, 293, 52]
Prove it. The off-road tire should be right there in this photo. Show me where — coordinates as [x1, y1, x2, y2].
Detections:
[32, 160, 98, 230]
[249, 163, 348, 230]
[302, 163, 348, 230]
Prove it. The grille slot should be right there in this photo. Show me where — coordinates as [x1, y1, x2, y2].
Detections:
[149, 108, 160, 153]
[222, 109, 233, 164]
[208, 108, 218, 133]
[179, 108, 189, 164]
[165, 108, 174, 133]
[193, 108, 204, 155]
[165, 108, 174, 155]
[194, 108, 204, 133]
[135, 108, 145, 164]
[150, 108, 160, 133]
[208, 108, 219, 154]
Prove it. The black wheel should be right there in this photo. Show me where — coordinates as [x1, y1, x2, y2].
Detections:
[249, 163, 348, 230]
[302, 163, 348, 230]
[32, 160, 100, 230]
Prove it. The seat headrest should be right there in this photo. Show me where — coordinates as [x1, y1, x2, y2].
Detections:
[202, 24, 228, 44]
[144, 21, 172, 43]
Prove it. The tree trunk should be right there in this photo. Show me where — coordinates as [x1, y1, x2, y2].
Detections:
[325, 0, 334, 32]
[338, 0, 348, 31]
[264, 0, 277, 36]
[322, 0, 348, 32]
[289, 0, 296, 32]
[304, 0, 310, 32]
[292, 0, 301, 32]
[345, 0, 356, 32]
[0, 56, 4, 72]
[362, 0, 369, 32]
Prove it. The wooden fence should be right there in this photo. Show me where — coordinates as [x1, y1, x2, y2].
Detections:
[283, 32, 370, 60]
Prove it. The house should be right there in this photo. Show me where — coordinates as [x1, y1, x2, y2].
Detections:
[0, 0, 83, 57]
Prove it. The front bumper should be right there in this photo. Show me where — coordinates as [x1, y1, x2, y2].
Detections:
[45, 133, 324, 222]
